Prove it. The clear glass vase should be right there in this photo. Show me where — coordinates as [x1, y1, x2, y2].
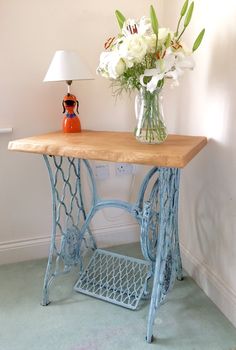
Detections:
[135, 87, 168, 144]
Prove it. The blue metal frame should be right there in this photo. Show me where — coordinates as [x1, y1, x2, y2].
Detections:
[41, 155, 183, 343]
[74, 248, 152, 310]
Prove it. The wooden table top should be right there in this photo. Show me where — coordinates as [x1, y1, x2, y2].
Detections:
[8, 130, 207, 168]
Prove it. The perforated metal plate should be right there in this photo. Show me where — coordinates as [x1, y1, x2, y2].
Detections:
[74, 249, 151, 310]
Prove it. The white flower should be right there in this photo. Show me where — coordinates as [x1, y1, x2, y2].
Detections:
[157, 50, 176, 72]
[119, 34, 148, 65]
[96, 11, 198, 90]
[122, 16, 153, 37]
[97, 51, 126, 79]
[115, 58, 126, 76]
[144, 33, 157, 53]
[176, 41, 192, 55]
[140, 49, 174, 92]
[138, 16, 152, 36]
[140, 48, 195, 92]
[158, 27, 172, 43]
[175, 51, 195, 70]
[166, 51, 195, 86]
[140, 69, 159, 92]
[122, 19, 139, 37]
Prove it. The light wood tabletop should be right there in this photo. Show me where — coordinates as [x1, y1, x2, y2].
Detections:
[8, 130, 207, 168]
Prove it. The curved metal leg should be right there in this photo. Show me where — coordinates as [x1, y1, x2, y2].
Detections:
[146, 167, 181, 342]
[41, 155, 183, 344]
[41, 156, 97, 306]
[41, 244, 55, 306]
[175, 234, 184, 281]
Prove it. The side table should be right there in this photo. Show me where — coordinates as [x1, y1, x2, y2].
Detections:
[8, 131, 207, 343]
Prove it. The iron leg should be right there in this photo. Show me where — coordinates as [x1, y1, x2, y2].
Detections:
[145, 167, 181, 342]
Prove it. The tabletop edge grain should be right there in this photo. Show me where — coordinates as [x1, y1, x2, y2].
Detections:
[8, 131, 208, 168]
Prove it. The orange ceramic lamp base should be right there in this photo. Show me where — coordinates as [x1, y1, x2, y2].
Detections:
[62, 93, 81, 133]
[63, 116, 81, 133]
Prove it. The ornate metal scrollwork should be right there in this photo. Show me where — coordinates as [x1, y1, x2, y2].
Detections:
[140, 176, 160, 263]
[60, 226, 82, 266]
[41, 156, 97, 306]
[146, 167, 181, 342]
[41, 155, 183, 346]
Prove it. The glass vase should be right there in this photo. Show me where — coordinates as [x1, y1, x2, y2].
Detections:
[135, 87, 168, 144]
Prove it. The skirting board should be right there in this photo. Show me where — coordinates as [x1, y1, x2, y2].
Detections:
[0, 223, 140, 266]
[180, 243, 236, 329]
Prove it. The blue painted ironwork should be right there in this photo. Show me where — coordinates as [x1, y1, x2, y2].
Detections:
[41, 155, 183, 343]
[41, 156, 97, 306]
[74, 249, 152, 310]
[146, 167, 182, 343]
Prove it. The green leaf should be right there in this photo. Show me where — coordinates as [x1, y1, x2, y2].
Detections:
[192, 28, 205, 52]
[150, 5, 159, 35]
[184, 1, 194, 27]
[115, 10, 126, 30]
[175, 0, 189, 36]
[181, 0, 189, 16]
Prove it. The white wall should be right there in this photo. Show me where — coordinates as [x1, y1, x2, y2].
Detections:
[0, 0, 158, 262]
[161, 0, 236, 328]
[1, 0, 235, 329]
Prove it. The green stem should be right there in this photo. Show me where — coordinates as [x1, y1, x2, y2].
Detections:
[176, 26, 186, 42]
[136, 88, 167, 144]
[175, 16, 182, 37]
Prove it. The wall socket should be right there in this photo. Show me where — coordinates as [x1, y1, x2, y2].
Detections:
[94, 162, 134, 179]
[115, 163, 134, 176]
[94, 164, 109, 180]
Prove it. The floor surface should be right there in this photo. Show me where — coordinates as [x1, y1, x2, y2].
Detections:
[0, 243, 236, 350]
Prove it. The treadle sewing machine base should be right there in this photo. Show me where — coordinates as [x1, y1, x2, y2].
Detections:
[8, 131, 207, 344]
[74, 249, 152, 310]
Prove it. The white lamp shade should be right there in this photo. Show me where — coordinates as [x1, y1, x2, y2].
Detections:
[43, 50, 93, 82]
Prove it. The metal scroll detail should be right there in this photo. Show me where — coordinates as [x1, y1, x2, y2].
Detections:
[41, 156, 96, 306]
[74, 249, 151, 310]
[140, 176, 160, 263]
[146, 167, 182, 343]
[41, 155, 183, 343]
[139, 167, 182, 301]
[60, 226, 82, 266]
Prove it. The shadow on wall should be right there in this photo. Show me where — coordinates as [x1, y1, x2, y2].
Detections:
[206, 28, 236, 144]
[185, 24, 236, 275]
[194, 140, 229, 264]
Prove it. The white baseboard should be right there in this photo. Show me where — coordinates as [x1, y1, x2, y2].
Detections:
[94, 223, 140, 248]
[180, 243, 236, 328]
[0, 223, 140, 265]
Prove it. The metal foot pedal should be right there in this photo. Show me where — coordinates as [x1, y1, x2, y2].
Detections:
[74, 249, 151, 310]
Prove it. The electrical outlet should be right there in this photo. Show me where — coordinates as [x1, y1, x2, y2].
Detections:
[115, 163, 134, 176]
[94, 164, 109, 180]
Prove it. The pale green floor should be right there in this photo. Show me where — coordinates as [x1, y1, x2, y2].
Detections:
[0, 243, 236, 350]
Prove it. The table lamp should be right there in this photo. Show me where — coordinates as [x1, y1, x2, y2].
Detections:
[44, 50, 93, 133]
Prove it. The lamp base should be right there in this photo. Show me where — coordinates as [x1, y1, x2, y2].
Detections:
[62, 92, 81, 133]
[63, 115, 81, 133]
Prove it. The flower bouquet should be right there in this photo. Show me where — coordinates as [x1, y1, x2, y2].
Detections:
[97, 1, 205, 144]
